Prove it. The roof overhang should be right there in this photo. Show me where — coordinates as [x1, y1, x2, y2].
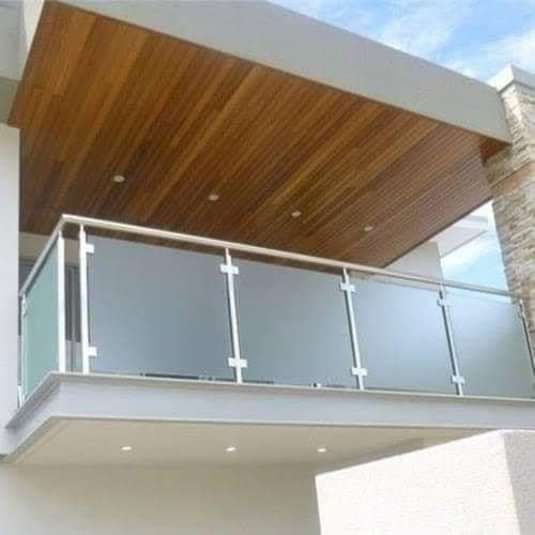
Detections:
[61, 0, 510, 142]
[9, 1, 510, 265]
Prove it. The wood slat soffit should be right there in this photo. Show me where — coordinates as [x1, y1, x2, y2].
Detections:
[9, 1, 506, 266]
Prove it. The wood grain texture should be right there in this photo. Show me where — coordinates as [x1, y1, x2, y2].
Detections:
[10, 1, 506, 266]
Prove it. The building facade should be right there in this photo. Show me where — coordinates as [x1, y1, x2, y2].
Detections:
[0, 1, 534, 533]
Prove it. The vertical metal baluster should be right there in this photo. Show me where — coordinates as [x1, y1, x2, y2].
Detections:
[340, 268, 367, 390]
[18, 294, 27, 405]
[68, 266, 77, 371]
[57, 231, 67, 373]
[221, 248, 247, 383]
[518, 299, 535, 374]
[438, 285, 465, 396]
[79, 225, 97, 374]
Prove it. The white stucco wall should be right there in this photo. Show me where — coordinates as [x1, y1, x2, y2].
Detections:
[0, 124, 19, 454]
[388, 241, 444, 279]
[0, 2, 20, 80]
[0, 464, 320, 534]
[19, 0, 44, 78]
[503, 431, 535, 534]
[316, 431, 524, 534]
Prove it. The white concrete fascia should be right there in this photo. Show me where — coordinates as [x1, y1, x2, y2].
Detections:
[59, 0, 511, 142]
[6, 372, 535, 456]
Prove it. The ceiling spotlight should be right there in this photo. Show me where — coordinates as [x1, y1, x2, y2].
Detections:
[291, 210, 302, 219]
[225, 446, 237, 453]
[364, 225, 374, 233]
[112, 174, 126, 184]
[208, 193, 220, 202]
[317, 447, 328, 454]
[120, 445, 133, 452]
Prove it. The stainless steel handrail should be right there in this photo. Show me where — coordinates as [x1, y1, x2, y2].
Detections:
[20, 213, 515, 299]
[19, 218, 65, 297]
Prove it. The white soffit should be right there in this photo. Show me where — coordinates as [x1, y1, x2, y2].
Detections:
[61, 0, 511, 143]
[13, 419, 472, 466]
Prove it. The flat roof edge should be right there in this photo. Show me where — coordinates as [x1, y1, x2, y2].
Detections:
[61, 0, 511, 142]
[490, 65, 535, 93]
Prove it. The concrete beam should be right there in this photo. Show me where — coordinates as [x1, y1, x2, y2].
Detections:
[6, 373, 535, 456]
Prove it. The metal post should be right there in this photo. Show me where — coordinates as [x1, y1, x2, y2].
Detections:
[18, 294, 27, 405]
[68, 266, 77, 371]
[340, 268, 367, 390]
[518, 299, 535, 372]
[57, 231, 67, 373]
[79, 225, 97, 374]
[438, 286, 465, 396]
[221, 248, 247, 383]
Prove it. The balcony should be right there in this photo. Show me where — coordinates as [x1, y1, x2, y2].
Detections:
[6, 214, 535, 463]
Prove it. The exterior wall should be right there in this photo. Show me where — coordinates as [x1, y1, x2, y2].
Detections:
[0, 124, 19, 455]
[503, 431, 535, 534]
[0, 2, 20, 80]
[388, 241, 443, 279]
[19, 0, 44, 77]
[316, 431, 524, 534]
[20, 232, 79, 265]
[486, 68, 535, 341]
[0, 464, 320, 534]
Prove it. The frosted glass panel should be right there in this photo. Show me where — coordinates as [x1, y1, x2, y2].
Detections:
[352, 277, 456, 394]
[236, 259, 355, 387]
[448, 291, 534, 398]
[88, 236, 233, 380]
[22, 244, 59, 398]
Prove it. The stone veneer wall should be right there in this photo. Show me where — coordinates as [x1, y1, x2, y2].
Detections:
[485, 79, 535, 341]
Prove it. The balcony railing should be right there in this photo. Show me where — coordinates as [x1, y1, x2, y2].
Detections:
[18, 214, 535, 404]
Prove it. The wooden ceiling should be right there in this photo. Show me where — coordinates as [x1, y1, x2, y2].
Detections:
[9, 1, 506, 266]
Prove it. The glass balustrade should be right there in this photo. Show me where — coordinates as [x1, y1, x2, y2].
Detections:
[351, 276, 457, 394]
[235, 259, 355, 388]
[20, 242, 62, 398]
[446, 290, 534, 398]
[86, 235, 234, 381]
[17, 216, 535, 403]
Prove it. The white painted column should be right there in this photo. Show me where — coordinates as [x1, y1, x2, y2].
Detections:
[0, 123, 20, 454]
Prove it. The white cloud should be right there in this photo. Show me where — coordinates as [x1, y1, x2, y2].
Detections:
[485, 28, 535, 73]
[377, 0, 474, 59]
[272, 0, 535, 81]
[271, 0, 375, 35]
[273, 0, 474, 61]
[446, 27, 535, 81]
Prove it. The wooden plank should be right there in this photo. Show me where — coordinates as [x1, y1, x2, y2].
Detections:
[9, 1, 507, 266]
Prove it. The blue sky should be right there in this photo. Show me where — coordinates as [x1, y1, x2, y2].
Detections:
[272, 0, 535, 81]
[440, 204, 508, 289]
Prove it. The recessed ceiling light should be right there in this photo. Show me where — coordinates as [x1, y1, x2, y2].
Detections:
[208, 193, 220, 202]
[364, 225, 374, 233]
[225, 446, 237, 453]
[317, 447, 328, 454]
[291, 210, 302, 219]
[112, 174, 126, 184]
[120, 445, 133, 452]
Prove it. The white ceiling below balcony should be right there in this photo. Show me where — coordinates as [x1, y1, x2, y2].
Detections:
[12, 419, 474, 467]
